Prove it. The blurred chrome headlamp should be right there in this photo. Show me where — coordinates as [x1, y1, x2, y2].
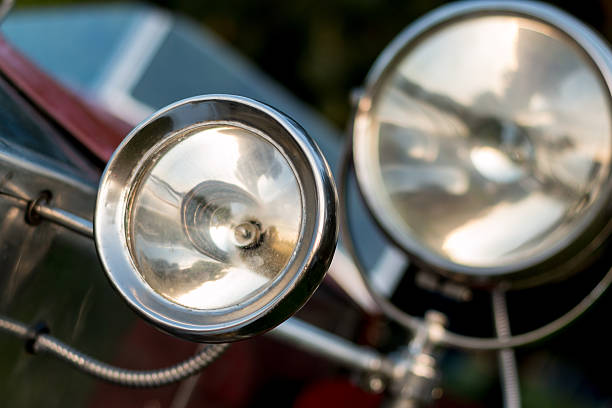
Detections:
[95, 95, 337, 342]
[353, 1, 612, 285]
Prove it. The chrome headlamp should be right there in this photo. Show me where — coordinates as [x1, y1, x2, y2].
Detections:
[95, 95, 337, 342]
[352, 1, 612, 285]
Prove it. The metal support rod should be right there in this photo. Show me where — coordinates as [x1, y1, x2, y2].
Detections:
[384, 311, 446, 408]
[269, 317, 393, 376]
[492, 289, 521, 408]
[0, 190, 94, 238]
[270, 314, 446, 407]
[35, 203, 94, 238]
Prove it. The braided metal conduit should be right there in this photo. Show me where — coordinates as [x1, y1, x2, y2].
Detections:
[492, 290, 521, 408]
[0, 315, 228, 387]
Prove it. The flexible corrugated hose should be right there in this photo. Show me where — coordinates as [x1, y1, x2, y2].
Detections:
[492, 290, 521, 408]
[0, 315, 228, 387]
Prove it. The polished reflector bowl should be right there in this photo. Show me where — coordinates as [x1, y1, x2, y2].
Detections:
[95, 95, 337, 342]
[353, 1, 612, 284]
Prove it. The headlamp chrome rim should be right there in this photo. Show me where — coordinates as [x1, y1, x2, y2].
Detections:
[340, 146, 612, 350]
[95, 95, 337, 342]
[352, 0, 612, 283]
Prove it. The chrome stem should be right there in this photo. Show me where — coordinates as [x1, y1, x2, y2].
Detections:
[35, 203, 94, 238]
[384, 311, 445, 407]
[271, 312, 446, 406]
[269, 317, 393, 376]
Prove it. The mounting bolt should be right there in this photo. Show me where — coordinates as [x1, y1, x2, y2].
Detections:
[25, 191, 52, 226]
[25, 321, 50, 354]
[367, 375, 385, 393]
[233, 220, 263, 249]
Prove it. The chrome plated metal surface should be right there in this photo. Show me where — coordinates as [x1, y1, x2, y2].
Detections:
[0, 140, 98, 308]
[96, 94, 337, 342]
[34, 203, 93, 238]
[352, 1, 612, 283]
[342, 105, 612, 350]
[385, 311, 446, 407]
[270, 317, 392, 376]
[0, 134, 141, 406]
[130, 125, 301, 310]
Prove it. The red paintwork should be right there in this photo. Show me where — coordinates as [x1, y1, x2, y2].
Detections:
[86, 319, 347, 407]
[0, 35, 131, 162]
[294, 379, 382, 408]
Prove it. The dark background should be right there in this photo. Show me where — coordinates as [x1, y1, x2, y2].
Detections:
[17, 0, 612, 128]
[148, 0, 612, 128]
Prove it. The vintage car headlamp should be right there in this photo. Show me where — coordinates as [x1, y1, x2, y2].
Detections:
[95, 95, 337, 342]
[353, 1, 612, 284]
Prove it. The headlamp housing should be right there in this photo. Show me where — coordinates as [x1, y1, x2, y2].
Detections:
[95, 95, 337, 342]
[352, 1, 612, 286]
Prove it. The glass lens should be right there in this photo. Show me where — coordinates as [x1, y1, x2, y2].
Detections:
[356, 16, 612, 272]
[128, 124, 302, 309]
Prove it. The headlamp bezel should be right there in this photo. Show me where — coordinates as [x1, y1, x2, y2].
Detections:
[95, 95, 337, 342]
[351, 1, 612, 286]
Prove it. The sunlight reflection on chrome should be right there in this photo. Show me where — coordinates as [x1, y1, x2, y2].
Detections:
[398, 17, 520, 105]
[354, 13, 612, 273]
[129, 123, 302, 309]
[470, 146, 525, 184]
[442, 193, 565, 266]
[175, 267, 270, 310]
